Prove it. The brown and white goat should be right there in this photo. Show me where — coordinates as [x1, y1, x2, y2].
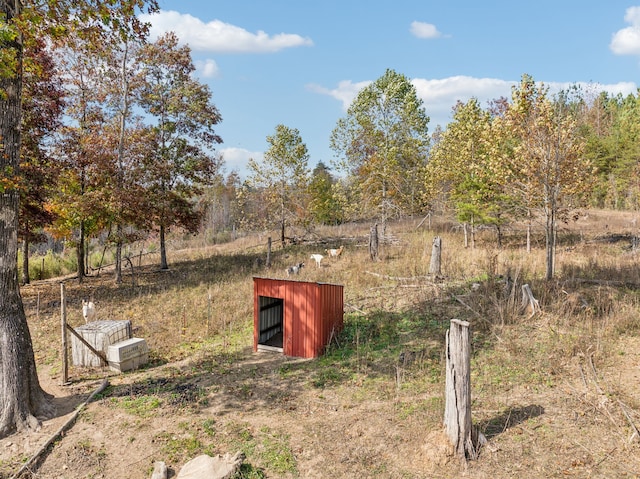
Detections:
[325, 245, 344, 258]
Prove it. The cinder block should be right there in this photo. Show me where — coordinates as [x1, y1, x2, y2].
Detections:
[71, 320, 132, 367]
[107, 338, 149, 373]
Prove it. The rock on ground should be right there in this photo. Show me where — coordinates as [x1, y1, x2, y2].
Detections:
[176, 452, 245, 479]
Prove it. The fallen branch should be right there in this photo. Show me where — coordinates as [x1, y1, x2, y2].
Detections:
[365, 271, 435, 282]
[344, 302, 368, 315]
[11, 378, 110, 479]
[618, 400, 640, 443]
[452, 295, 481, 318]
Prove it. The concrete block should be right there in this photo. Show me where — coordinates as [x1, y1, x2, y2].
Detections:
[107, 337, 149, 373]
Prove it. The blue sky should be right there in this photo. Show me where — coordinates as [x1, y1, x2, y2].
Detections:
[144, 1, 640, 178]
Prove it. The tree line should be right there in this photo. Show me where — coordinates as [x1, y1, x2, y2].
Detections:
[4, 6, 639, 287]
[235, 70, 639, 283]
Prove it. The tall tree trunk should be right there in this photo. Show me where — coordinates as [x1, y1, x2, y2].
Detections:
[115, 240, 123, 284]
[463, 223, 468, 248]
[160, 223, 168, 270]
[21, 228, 29, 285]
[526, 209, 532, 253]
[77, 219, 85, 283]
[545, 200, 556, 281]
[280, 193, 286, 245]
[0, 0, 55, 437]
[470, 216, 476, 250]
[381, 181, 388, 237]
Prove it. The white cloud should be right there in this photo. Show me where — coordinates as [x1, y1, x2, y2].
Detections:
[195, 59, 220, 78]
[140, 10, 313, 53]
[610, 6, 640, 55]
[306, 80, 372, 110]
[220, 147, 263, 178]
[410, 21, 444, 39]
[311, 76, 638, 129]
[412, 76, 515, 126]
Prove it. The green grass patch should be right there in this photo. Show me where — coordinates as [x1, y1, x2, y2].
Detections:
[109, 395, 161, 417]
[257, 427, 298, 476]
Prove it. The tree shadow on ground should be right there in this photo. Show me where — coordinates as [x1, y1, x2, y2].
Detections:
[477, 404, 545, 440]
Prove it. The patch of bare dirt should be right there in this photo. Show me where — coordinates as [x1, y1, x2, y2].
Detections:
[2, 334, 640, 479]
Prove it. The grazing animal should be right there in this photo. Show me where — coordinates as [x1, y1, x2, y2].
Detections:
[286, 262, 304, 277]
[325, 245, 344, 258]
[310, 254, 324, 268]
[82, 300, 96, 323]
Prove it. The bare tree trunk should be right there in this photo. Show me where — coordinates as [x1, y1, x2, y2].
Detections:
[545, 201, 556, 280]
[266, 237, 272, 268]
[77, 219, 85, 283]
[115, 240, 123, 284]
[429, 236, 442, 276]
[21, 229, 29, 285]
[115, 223, 123, 283]
[526, 209, 532, 253]
[280, 194, 286, 245]
[444, 319, 478, 461]
[470, 216, 476, 250]
[463, 223, 468, 248]
[369, 223, 379, 261]
[160, 223, 168, 270]
[0, 3, 55, 436]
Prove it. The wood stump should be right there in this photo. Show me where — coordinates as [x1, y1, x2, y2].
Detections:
[429, 236, 442, 275]
[444, 319, 478, 460]
[369, 224, 379, 261]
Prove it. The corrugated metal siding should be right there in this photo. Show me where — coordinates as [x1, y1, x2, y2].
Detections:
[253, 277, 344, 359]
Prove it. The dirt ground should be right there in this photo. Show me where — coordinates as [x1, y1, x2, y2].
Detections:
[3, 211, 640, 478]
[2, 332, 640, 478]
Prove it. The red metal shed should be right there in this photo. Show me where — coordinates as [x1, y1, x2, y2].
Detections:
[253, 277, 344, 359]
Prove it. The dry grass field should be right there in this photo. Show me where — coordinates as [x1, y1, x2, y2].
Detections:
[2, 209, 640, 478]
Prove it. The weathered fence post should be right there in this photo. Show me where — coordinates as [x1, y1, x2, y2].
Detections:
[429, 236, 442, 275]
[60, 282, 68, 385]
[444, 318, 478, 460]
[369, 224, 379, 261]
[266, 237, 272, 268]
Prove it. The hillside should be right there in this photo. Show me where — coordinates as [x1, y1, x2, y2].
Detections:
[2, 211, 640, 478]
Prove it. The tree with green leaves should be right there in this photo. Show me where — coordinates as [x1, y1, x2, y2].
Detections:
[248, 124, 310, 244]
[589, 92, 640, 209]
[501, 75, 592, 279]
[0, 0, 158, 438]
[137, 32, 223, 270]
[427, 98, 512, 247]
[330, 68, 430, 233]
[308, 161, 343, 225]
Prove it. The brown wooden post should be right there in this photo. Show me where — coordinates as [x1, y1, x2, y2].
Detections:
[60, 282, 68, 385]
[444, 318, 478, 460]
[429, 236, 442, 275]
[266, 237, 272, 268]
[207, 288, 212, 337]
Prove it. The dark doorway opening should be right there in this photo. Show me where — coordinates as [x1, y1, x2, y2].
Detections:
[257, 295, 283, 352]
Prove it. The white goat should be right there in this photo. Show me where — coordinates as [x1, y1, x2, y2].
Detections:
[286, 262, 304, 277]
[325, 245, 344, 258]
[82, 300, 96, 323]
[310, 254, 324, 268]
